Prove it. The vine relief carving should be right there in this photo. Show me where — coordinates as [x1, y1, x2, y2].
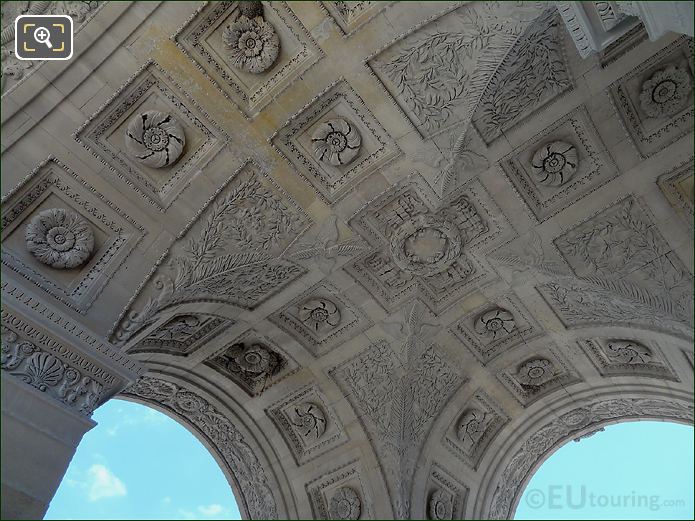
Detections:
[25, 208, 95, 269]
[125, 111, 186, 168]
[122, 376, 278, 519]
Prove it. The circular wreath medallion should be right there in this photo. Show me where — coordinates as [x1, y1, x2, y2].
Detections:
[530, 140, 578, 187]
[25, 208, 95, 269]
[639, 64, 691, 118]
[311, 118, 362, 166]
[125, 110, 186, 168]
[222, 15, 280, 74]
[390, 214, 462, 277]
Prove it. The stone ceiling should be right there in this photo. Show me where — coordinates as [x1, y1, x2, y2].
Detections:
[1, 1, 693, 520]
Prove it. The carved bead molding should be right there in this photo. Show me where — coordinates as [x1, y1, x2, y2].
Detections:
[1, 324, 113, 417]
[328, 487, 361, 520]
[25, 208, 95, 269]
[311, 118, 362, 166]
[639, 65, 692, 118]
[121, 376, 278, 519]
[530, 141, 578, 187]
[487, 397, 694, 519]
[222, 11, 280, 74]
[125, 111, 186, 168]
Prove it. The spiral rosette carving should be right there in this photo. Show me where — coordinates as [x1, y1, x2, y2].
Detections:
[428, 489, 454, 520]
[516, 358, 554, 387]
[329, 487, 361, 520]
[299, 298, 341, 332]
[311, 118, 362, 166]
[604, 340, 653, 364]
[474, 307, 516, 340]
[639, 65, 691, 118]
[222, 15, 280, 74]
[531, 140, 578, 187]
[25, 208, 95, 269]
[456, 408, 487, 446]
[390, 213, 462, 277]
[291, 402, 327, 439]
[125, 110, 186, 168]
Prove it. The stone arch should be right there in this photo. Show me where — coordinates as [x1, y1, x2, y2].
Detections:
[473, 383, 694, 519]
[118, 370, 297, 520]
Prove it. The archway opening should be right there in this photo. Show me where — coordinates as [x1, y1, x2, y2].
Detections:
[45, 399, 241, 520]
[515, 421, 694, 520]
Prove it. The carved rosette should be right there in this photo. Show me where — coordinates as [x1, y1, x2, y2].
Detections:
[604, 340, 653, 364]
[25, 208, 95, 269]
[530, 141, 578, 187]
[390, 214, 462, 277]
[515, 358, 555, 386]
[291, 401, 327, 440]
[639, 65, 691, 118]
[428, 489, 454, 520]
[148, 315, 201, 342]
[222, 14, 280, 74]
[329, 487, 361, 520]
[456, 408, 487, 446]
[473, 308, 516, 340]
[298, 298, 341, 332]
[125, 110, 186, 168]
[311, 118, 362, 166]
[224, 342, 281, 379]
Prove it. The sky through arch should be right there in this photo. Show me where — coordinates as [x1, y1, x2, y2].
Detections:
[515, 421, 694, 520]
[45, 399, 241, 520]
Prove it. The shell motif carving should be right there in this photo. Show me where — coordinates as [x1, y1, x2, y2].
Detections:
[329, 487, 361, 520]
[604, 340, 653, 365]
[473, 307, 516, 340]
[311, 118, 362, 166]
[291, 401, 327, 439]
[125, 110, 186, 168]
[222, 14, 280, 74]
[25, 208, 95, 269]
[23, 352, 65, 392]
[299, 298, 341, 332]
[428, 489, 454, 520]
[530, 140, 578, 187]
[516, 358, 555, 387]
[639, 64, 691, 118]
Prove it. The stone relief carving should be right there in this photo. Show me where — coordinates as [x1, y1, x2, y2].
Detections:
[499, 105, 618, 222]
[554, 195, 693, 324]
[271, 79, 400, 203]
[445, 391, 508, 470]
[321, 1, 387, 36]
[530, 141, 578, 187]
[498, 348, 580, 406]
[657, 158, 694, 232]
[122, 376, 277, 519]
[266, 384, 347, 465]
[329, 487, 361, 520]
[470, 8, 573, 145]
[25, 208, 95, 269]
[428, 489, 454, 520]
[111, 161, 308, 347]
[128, 314, 233, 357]
[1, 325, 104, 416]
[473, 307, 516, 340]
[578, 338, 678, 380]
[638, 64, 692, 118]
[269, 280, 372, 358]
[205, 341, 285, 396]
[488, 397, 694, 519]
[609, 37, 693, 158]
[125, 111, 186, 168]
[331, 302, 465, 518]
[312, 118, 362, 166]
[222, 10, 280, 74]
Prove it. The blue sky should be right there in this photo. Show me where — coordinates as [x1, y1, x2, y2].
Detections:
[46, 401, 693, 520]
[45, 399, 241, 520]
[516, 421, 694, 520]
